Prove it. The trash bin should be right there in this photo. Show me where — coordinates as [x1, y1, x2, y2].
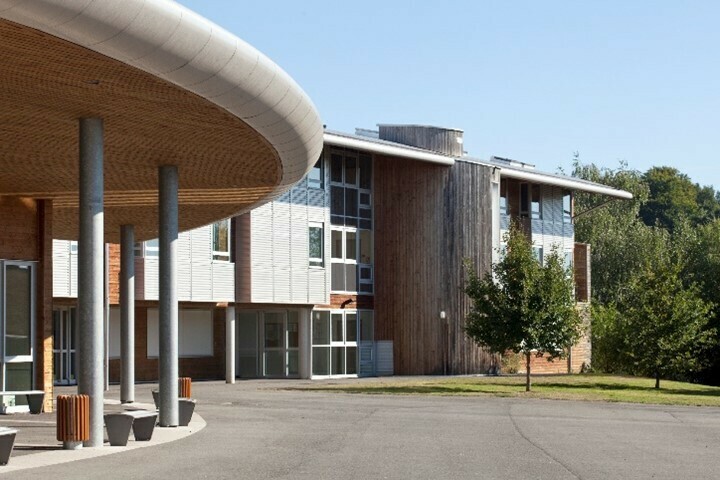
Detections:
[56, 394, 89, 450]
[178, 377, 192, 398]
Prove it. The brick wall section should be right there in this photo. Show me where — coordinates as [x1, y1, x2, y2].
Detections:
[317, 294, 374, 310]
[108, 243, 120, 305]
[574, 243, 591, 303]
[0, 196, 37, 259]
[516, 304, 592, 375]
[109, 305, 227, 382]
[37, 201, 54, 412]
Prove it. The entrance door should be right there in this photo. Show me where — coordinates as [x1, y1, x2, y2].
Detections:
[1, 261, 36, 410]
[261, 311, 299, 378]
[52, 307, 77, 385]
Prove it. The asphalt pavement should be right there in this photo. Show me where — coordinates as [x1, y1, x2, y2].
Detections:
[2, 378, 719, 479]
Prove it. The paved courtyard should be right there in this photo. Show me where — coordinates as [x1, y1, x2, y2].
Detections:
[2, 379, 719, 479]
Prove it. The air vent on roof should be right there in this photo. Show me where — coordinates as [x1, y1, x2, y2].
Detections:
[490, 156, 535, 169]
[355, 128, 379, 139]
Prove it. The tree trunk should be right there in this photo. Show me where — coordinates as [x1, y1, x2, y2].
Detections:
[655, 372, 660, 389]
[526, 352, 531, 392]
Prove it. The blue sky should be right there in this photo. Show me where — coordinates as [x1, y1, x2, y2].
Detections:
[179, 1, 720, 188]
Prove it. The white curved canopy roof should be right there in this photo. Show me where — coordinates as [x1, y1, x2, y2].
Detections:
[0, 0, 323, 241]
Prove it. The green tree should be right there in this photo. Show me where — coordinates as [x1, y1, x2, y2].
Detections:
[640, 166, 700, 231]
[464, 223, 581, 391]
[620, 253, 715, 388]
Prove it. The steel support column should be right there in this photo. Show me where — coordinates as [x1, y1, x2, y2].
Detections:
[120, 224, 135, 403]
[226, 306, 235, 383]
[158, 165, 179, 427]
[77, 117, 104, 447]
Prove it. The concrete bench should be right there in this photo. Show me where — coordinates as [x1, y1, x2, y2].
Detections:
[151, 390, 196, 427]
[0, 427, 17, 465]
[0, 390, 45, 414]
[104, 410, 157, 446]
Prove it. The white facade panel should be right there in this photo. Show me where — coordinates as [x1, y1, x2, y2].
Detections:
[144, 258, 159, 300]
[178, 231, 193, 300]
[211, 262, 235, 302]
[52, 239, 72, 298]
[69, 253, 78, 298]
[249, 162, 330, 305]
[147, 308, 214, 358]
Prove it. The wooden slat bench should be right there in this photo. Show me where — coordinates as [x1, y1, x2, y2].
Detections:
[104, 410, 157, 446]
[0, 390, 45, 414]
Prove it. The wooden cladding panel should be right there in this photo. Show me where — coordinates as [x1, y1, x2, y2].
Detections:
[574, 243, 591, 303]
[374, 157, 495, 375]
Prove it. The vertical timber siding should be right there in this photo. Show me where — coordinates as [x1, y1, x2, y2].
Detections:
[374, 157, 495, 375]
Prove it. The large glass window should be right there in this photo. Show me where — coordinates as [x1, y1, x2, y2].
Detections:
[309, 223, 324, 267]
[2, 262, 36, 409]
[330, 150, 372, 230]
[212, 220, 230, 262]
[312, 310, 358, 377]
[330, 149, 374, 294]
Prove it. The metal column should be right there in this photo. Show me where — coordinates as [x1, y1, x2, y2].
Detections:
[120, 224, 135, 403]
[226, 306, 235, 383]
[158, 165, 179, 427]
[77, 117, 104, 447]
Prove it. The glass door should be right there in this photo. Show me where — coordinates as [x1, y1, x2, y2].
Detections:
[261, 311, 300, 378]
[312, 310, 358, 377]
[2, 261, 36, 409]
[53, 307, 77, 385]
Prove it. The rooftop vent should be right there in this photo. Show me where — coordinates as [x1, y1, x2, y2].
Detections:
[490, 156, 535, 170]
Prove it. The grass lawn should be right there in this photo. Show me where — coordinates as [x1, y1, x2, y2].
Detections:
[289, 374, 720, 407]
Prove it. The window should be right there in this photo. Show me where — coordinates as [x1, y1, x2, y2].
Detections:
[146, 239, 159, 257]
[533, 246, 543, 265]
[519, 183, 529, 217]
[312, 310, 358, 377]
[499, 179, 508, 215]
[564, 250, 573, 271]
[212, 220, 230, 262]
[531, 184, 542, 220]
[563, 190, 572, 223]
[2, 262, 36, 409]
[308, 223, 324, 267]
[330, 150, 372, 230]
[330, 149, 373, 294]
[331, 228, 358, 293]
[69, 241, 78, 255]
[308, 156, 324, 189]
[520, 183, 542, 219]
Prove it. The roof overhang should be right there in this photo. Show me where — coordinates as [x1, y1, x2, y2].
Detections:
[0, 0, 323, 241]
[497, 168, 633, 199]
[323, 131, 455, 166]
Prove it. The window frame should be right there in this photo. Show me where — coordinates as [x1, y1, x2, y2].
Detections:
[531, 184, 542, 220]
[308, 222, 324, 268]
[212, 220, 231, 262]
[563, 190, 573, 223]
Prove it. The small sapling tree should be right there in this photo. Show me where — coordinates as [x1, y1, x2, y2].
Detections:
[465, 223, 582, 391]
